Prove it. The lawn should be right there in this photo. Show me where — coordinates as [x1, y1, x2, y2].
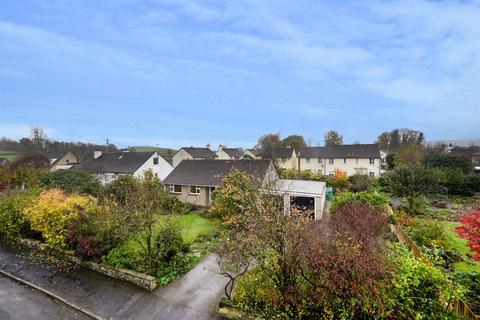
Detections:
[129, 146, 177, 165]
[0, 150, 18, 161]
[441, 221, 480, 273]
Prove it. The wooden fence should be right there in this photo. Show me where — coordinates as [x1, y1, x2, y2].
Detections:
[390, 224, 479, 320]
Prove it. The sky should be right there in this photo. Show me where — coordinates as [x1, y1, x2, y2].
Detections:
[0, 0, 479, 149]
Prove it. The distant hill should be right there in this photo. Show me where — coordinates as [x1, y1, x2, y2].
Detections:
[427, 139, 480, 147]
[0, 150, 19, 161]
[128, 146, 177, 164]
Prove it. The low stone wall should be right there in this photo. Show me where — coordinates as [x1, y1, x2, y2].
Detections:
[218, 298, 260, 320]
[16, 238, 158, 291]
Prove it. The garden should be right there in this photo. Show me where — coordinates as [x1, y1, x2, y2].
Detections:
[213, 165, 480, 319]
[0, 163, 221, 287]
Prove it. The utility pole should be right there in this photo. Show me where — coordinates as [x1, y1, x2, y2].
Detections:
[106, 138, 110, 152]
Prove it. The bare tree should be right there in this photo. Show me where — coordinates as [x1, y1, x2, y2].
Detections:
[324, 130, 343, 146]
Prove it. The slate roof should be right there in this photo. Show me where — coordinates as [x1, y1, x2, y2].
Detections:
[299, 147, 325, 158]
[179, 147, 215, 159]
[163, 159, 273, 187]
[221, 148, 243, 158]
[75, 152, 154, 174]
[260, 147, 295, 159]
[299, 144, 380, 158]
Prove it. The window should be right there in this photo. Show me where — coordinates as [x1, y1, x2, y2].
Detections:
[189, 185, 201, 195]
[369, 172, 375, 177]
[318, 158, 322, 163]
[155, 173, 158, 177]
[369, 158, 375, 164]
[306, 157, 310, 164]
[328, 171, 334, 176]
[66, 159, 70, 164]
[356, 158, 359, 164]
[329, 158, 334, 164]
[169, 185, 182, 193]
[153, 157, 159, 165]
[343, 158, 347, 164]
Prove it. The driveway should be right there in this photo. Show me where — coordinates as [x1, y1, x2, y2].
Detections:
[0, 242, 229, 319]
[0, 274, 89, 320]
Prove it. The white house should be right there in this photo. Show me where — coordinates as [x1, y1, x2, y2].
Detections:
[260, 147, 298, 170]
[299, 144, 381, 177]
[215, 146, 243, 160]
[75, 151, 173, 184]
[172, 147, 216, 167]
[243, 149, 261, 159]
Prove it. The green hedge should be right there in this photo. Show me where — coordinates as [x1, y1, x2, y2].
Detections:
[330, 191, 389, 214]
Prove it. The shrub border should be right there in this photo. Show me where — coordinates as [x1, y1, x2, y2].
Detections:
[11, 237, 159, 291]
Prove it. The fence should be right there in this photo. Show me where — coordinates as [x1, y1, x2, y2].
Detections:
[390, 224, 479, 320]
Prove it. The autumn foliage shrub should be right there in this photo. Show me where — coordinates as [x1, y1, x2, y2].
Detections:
[456, 210, 480, 261]
[25, 189, 99, 250]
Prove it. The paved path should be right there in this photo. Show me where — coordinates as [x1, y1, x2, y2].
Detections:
[0, 242, 228, 319]
[0, 274, 89, 320]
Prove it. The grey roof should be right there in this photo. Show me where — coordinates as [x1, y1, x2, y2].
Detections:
[323, 144, 380, 158]
[75, 151, 154, 174]
[179, 147, 215, 159]
[261, 147, 295, 159]
[299, 147, 325, 158]
[163, 159, 273, 187]
[221, 148, 243, 158]
[299, 145, 380, 158]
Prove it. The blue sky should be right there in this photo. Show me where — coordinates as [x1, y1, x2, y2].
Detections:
[0, 0, 479, 149]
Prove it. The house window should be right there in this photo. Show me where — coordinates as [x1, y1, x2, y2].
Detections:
[343, 158, 347, 164]
[170, 185, 182, 194]
[153, 157, 159, 165]
[369, 158, 375, 164]
[369, 172, 375, 177]
[189, 185, 201, 195]
[329, 159, 334, 164]
[318, 158, 321, 163]
[328, 171, 334, 176]
[66, 159, 70, 164]
[306, 158, 310, 164]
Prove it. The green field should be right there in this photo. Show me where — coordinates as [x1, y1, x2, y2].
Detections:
[0, 150, 18, 161]
[129, 146, 177, 164]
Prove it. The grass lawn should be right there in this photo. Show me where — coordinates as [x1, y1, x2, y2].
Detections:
[0, 150, 18, 161]
[440, 221, 480, 273]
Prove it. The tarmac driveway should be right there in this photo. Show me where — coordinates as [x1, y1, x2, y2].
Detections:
[0, 242, 229, 320]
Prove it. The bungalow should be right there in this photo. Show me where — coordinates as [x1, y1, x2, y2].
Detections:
[215, 145, 243, 160]
[260, 147, 298, 170]
[172, 147, 216, 167]
[299, 144, 381, 177]
[47, 151, 78, 171]
[163, 159, 277, 207]
[75, 151, 173, 184]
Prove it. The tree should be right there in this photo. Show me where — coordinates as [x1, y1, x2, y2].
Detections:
[375, 132, 391, 151]
[385, 153, 396, 169]
[395, 143, 423, 166]
[423, 153, 472, 174]
[256, 133, 281, 151]
[281, 135, 306, 152]
[324, 130, 343, 146]
[383, 166, 440, 214]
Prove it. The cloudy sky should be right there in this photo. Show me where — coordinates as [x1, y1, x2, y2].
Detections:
[0, 0, 479, 148]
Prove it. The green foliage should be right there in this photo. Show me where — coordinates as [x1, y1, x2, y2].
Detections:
[153, 222, 187, 264]
[155, 254, 200, 286]
[453, 271, 480, 314]
[40, 170, 102, 196]
[11, 167, 47, 189]
[0, 191, 38, 238]
[103, 174, 141, 205]
[406, 219, 451, 250]
[330, 191, 389, 214]
[387, 243, 463, 320]
[209, 169, 257, 228]
[386, 153, 396, 169]
[101, 245, 143, 271]
[348, 174, 375, 192]
[382, 165, 441, 214]
[424, 153, 472, 174]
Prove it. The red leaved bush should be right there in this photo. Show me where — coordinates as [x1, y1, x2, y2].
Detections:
[456, 210, 480, 261]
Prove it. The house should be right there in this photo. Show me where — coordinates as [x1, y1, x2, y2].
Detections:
[243, 149, 261, 160]
[172, 147, 216, 167]
[298, 144, 381, 177]
[163, 159, 277, 207]
[75, 151, 173, 184]
[215, 145, 243, 160]
[47, 151, 78, 171]
[260, 147, 298, 170]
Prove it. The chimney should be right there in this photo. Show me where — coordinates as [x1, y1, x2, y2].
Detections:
[94, 151, 102, 159]
[218, 144, 224, 151]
